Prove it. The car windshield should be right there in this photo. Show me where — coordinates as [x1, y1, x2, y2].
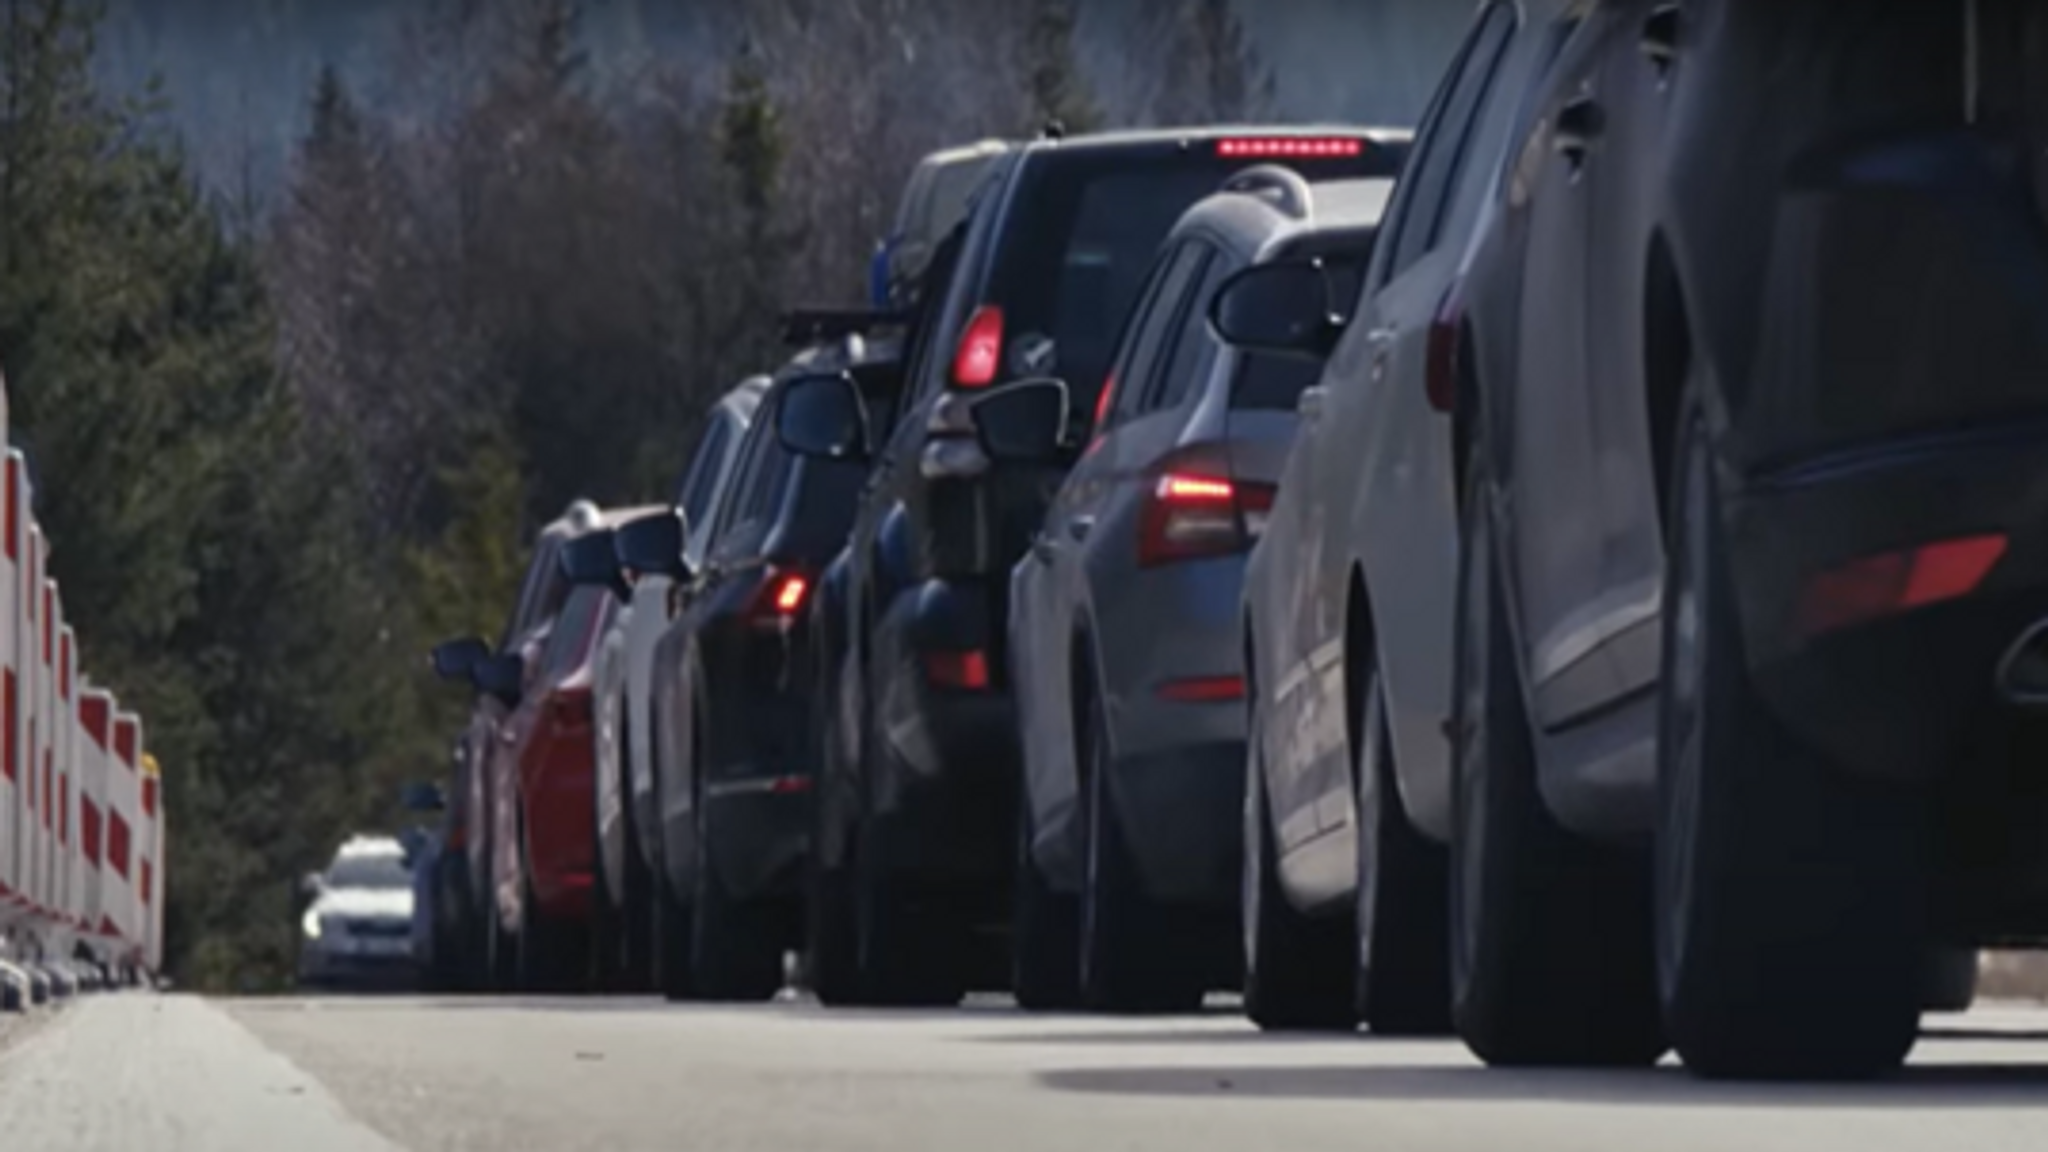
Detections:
[323, 852, 411, 891]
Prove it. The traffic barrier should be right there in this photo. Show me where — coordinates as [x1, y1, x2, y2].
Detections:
[0, 371, 162, 985]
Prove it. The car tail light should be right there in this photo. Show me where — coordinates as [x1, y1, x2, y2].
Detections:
[925, 650, 991, 692]
[951, 305, 1005, 389]
[1217, 138, 1365, 158]
[749, 568, 813, 630]
[1093, 371, 1117, 430]
[1796, 533, 2007, 638]
[1138, 472, 1278, 568]
[1156, 675, 1246, 704]
[1425, 281, 1466, 414]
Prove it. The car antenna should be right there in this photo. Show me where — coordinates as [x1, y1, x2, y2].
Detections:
[1041, 119, 1067, 141]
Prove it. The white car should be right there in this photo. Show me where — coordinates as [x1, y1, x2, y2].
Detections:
[588, 377, 767, 982]
[297, 835, 417, 990]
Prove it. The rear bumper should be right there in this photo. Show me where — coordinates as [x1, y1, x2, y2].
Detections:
[869, 577, 1020, 890]
[1110, 737, 1245, 907]
[1729, 421, 2048, 783]
[704, 778, 813, 903]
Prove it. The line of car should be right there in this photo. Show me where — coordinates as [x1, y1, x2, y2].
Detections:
[411, 0, 2048, 1083]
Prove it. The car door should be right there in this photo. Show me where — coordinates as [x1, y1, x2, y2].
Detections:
[1503, 10, 1635, 732]
[1283, 1, 1526, 866]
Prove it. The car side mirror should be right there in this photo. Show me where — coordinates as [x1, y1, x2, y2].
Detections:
[615, 507, 692, 582]
[1209, 259, 1349, 361]
[777, 372, 871, 462]
[401, 781, 446, 813]
[561, 528, 630, 600]
[970, 377, 1072, 464]
[300, 872, 324, 898]
[470, 652, 525, 707]
[431, 636, 490, 683]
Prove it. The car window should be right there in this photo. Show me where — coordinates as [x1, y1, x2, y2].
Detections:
[675, 415, 733, 526]
[1373, 2, 1518, 285]
[324, 851, 411, 891]
[1108, 242, 1209, 426]
[504, 535, 569, 644]
[538, 585, 606, 680]
[1147, 243, 1238, 412]
[710, 407, 794, 550]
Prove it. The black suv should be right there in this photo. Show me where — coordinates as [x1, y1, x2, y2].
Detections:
[598, 335, 904, 1002]
[776, 126, 1406, 1006]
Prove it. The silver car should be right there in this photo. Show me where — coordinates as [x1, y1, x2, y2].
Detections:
[298, 835, 418, 990]
[1005, 162, 1401, 1013]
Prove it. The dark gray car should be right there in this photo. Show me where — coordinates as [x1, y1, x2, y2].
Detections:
[1005, 167, 1397, 1013]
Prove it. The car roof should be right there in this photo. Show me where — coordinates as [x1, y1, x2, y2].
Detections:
[1017, 123, 1412, 159]
[1173, 171, 1399, 258]
[333, 834, 403, 861]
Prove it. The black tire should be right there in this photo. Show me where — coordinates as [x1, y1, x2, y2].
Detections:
[516, 875, 587, 993]
[487, 891, 517, 993]
[1242, 693, 1356, 1032]
[1352, 661, 1453, 1036]
[690, 824, 787, 1002]
[852, 824, 967, 1008]
[805, 835, 866, 1006]
[592, 779, 625, 994]
[1078, 682, 1204, 1014]
[1012, 778, 1081, 1012]
[1922, 948, 1978, 1014]
[1655, 403, 1923, 1080]
[1450, 453, 1665, 1067]
[652, 862, 696, 1002]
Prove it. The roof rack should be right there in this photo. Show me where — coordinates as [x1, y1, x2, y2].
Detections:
[780, 307, 911, 349]
[1219, 164, 1314, 221]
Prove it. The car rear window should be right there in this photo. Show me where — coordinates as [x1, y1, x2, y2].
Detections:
[988, 141, 1398, 398]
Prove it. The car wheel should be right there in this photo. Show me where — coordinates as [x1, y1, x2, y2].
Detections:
[1242, 691, 1356, 1031]
[852, 820, 966, 1008]
[1352, 660, 1452, 1036]
[1654, 402, 1923, 1080]
[487, 889, 517, 993]
[1012, 773, 1081, 1012]
[591, 772, 625, 993]
[651, 861, 696, 1002]
[1450, 451, 1665, 1067]
[805, 828, 865, 1006]
[517, 874, 586, 993]
[1922, 948, 1978, 1014]
[690, 798, 787, 1003]
[1077, 682, 1203, 1014]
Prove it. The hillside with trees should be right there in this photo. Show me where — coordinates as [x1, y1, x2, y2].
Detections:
[2, 0, 1463, 989]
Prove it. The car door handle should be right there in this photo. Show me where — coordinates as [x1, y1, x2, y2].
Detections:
[1298, 386, 1327, 422]
[1554, 94, 1606, 168]
[1066, 516, 1095, 542]
[1641, 3, 1681, 74]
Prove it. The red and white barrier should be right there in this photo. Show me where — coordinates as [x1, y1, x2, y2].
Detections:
[0, 373, 161, 982]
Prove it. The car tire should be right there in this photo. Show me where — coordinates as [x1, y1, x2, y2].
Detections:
[652, 860, 696, 1002]
[690, 812, 786, 1002]
[1450, 452, 1665, 1068]
[1242, 691, 1357, 1032]
[1077, 682, 1204, 1015]
[1654, 403, 1923, 1080]
[805, 834, 866, 1007]
[517, 874, 586, 994]
[1352, 661, 1453, 1036]
[1012, 778, 1081, 1012]
[852, 824, 967, 1008]
[1922, 948, 1978, 1014]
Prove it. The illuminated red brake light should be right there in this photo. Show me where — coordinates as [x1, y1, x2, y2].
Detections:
[925, 650, 991, 692]
[1797, 533, 2007, 638]
[1094, 372, 1117, 431]
[1217, 138, 1365, 159]
[952, 305, 1005, 389]
[750, 568, 813, 628]
[1138, 471, 1278, 568]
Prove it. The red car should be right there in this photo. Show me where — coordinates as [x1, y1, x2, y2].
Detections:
[468, 510, 635, 991]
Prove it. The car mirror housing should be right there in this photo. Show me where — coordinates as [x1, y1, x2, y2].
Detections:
[430, 636, 490, 683]
[560, 528, 630, 600]
[470, 651, 525, 707]
[1209, 259, 1348, 361]
[777, 372, 871, 462]
[614, 506, 692, 582]
[970, 377, 1072, 464]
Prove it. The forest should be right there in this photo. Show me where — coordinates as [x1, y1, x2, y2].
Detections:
[0, 0, 1461, 989]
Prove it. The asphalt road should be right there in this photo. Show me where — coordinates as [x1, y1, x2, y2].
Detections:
[4, 994, 2048, 1151]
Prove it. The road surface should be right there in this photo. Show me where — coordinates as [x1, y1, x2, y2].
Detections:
[3, 993, 2048, 1150]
